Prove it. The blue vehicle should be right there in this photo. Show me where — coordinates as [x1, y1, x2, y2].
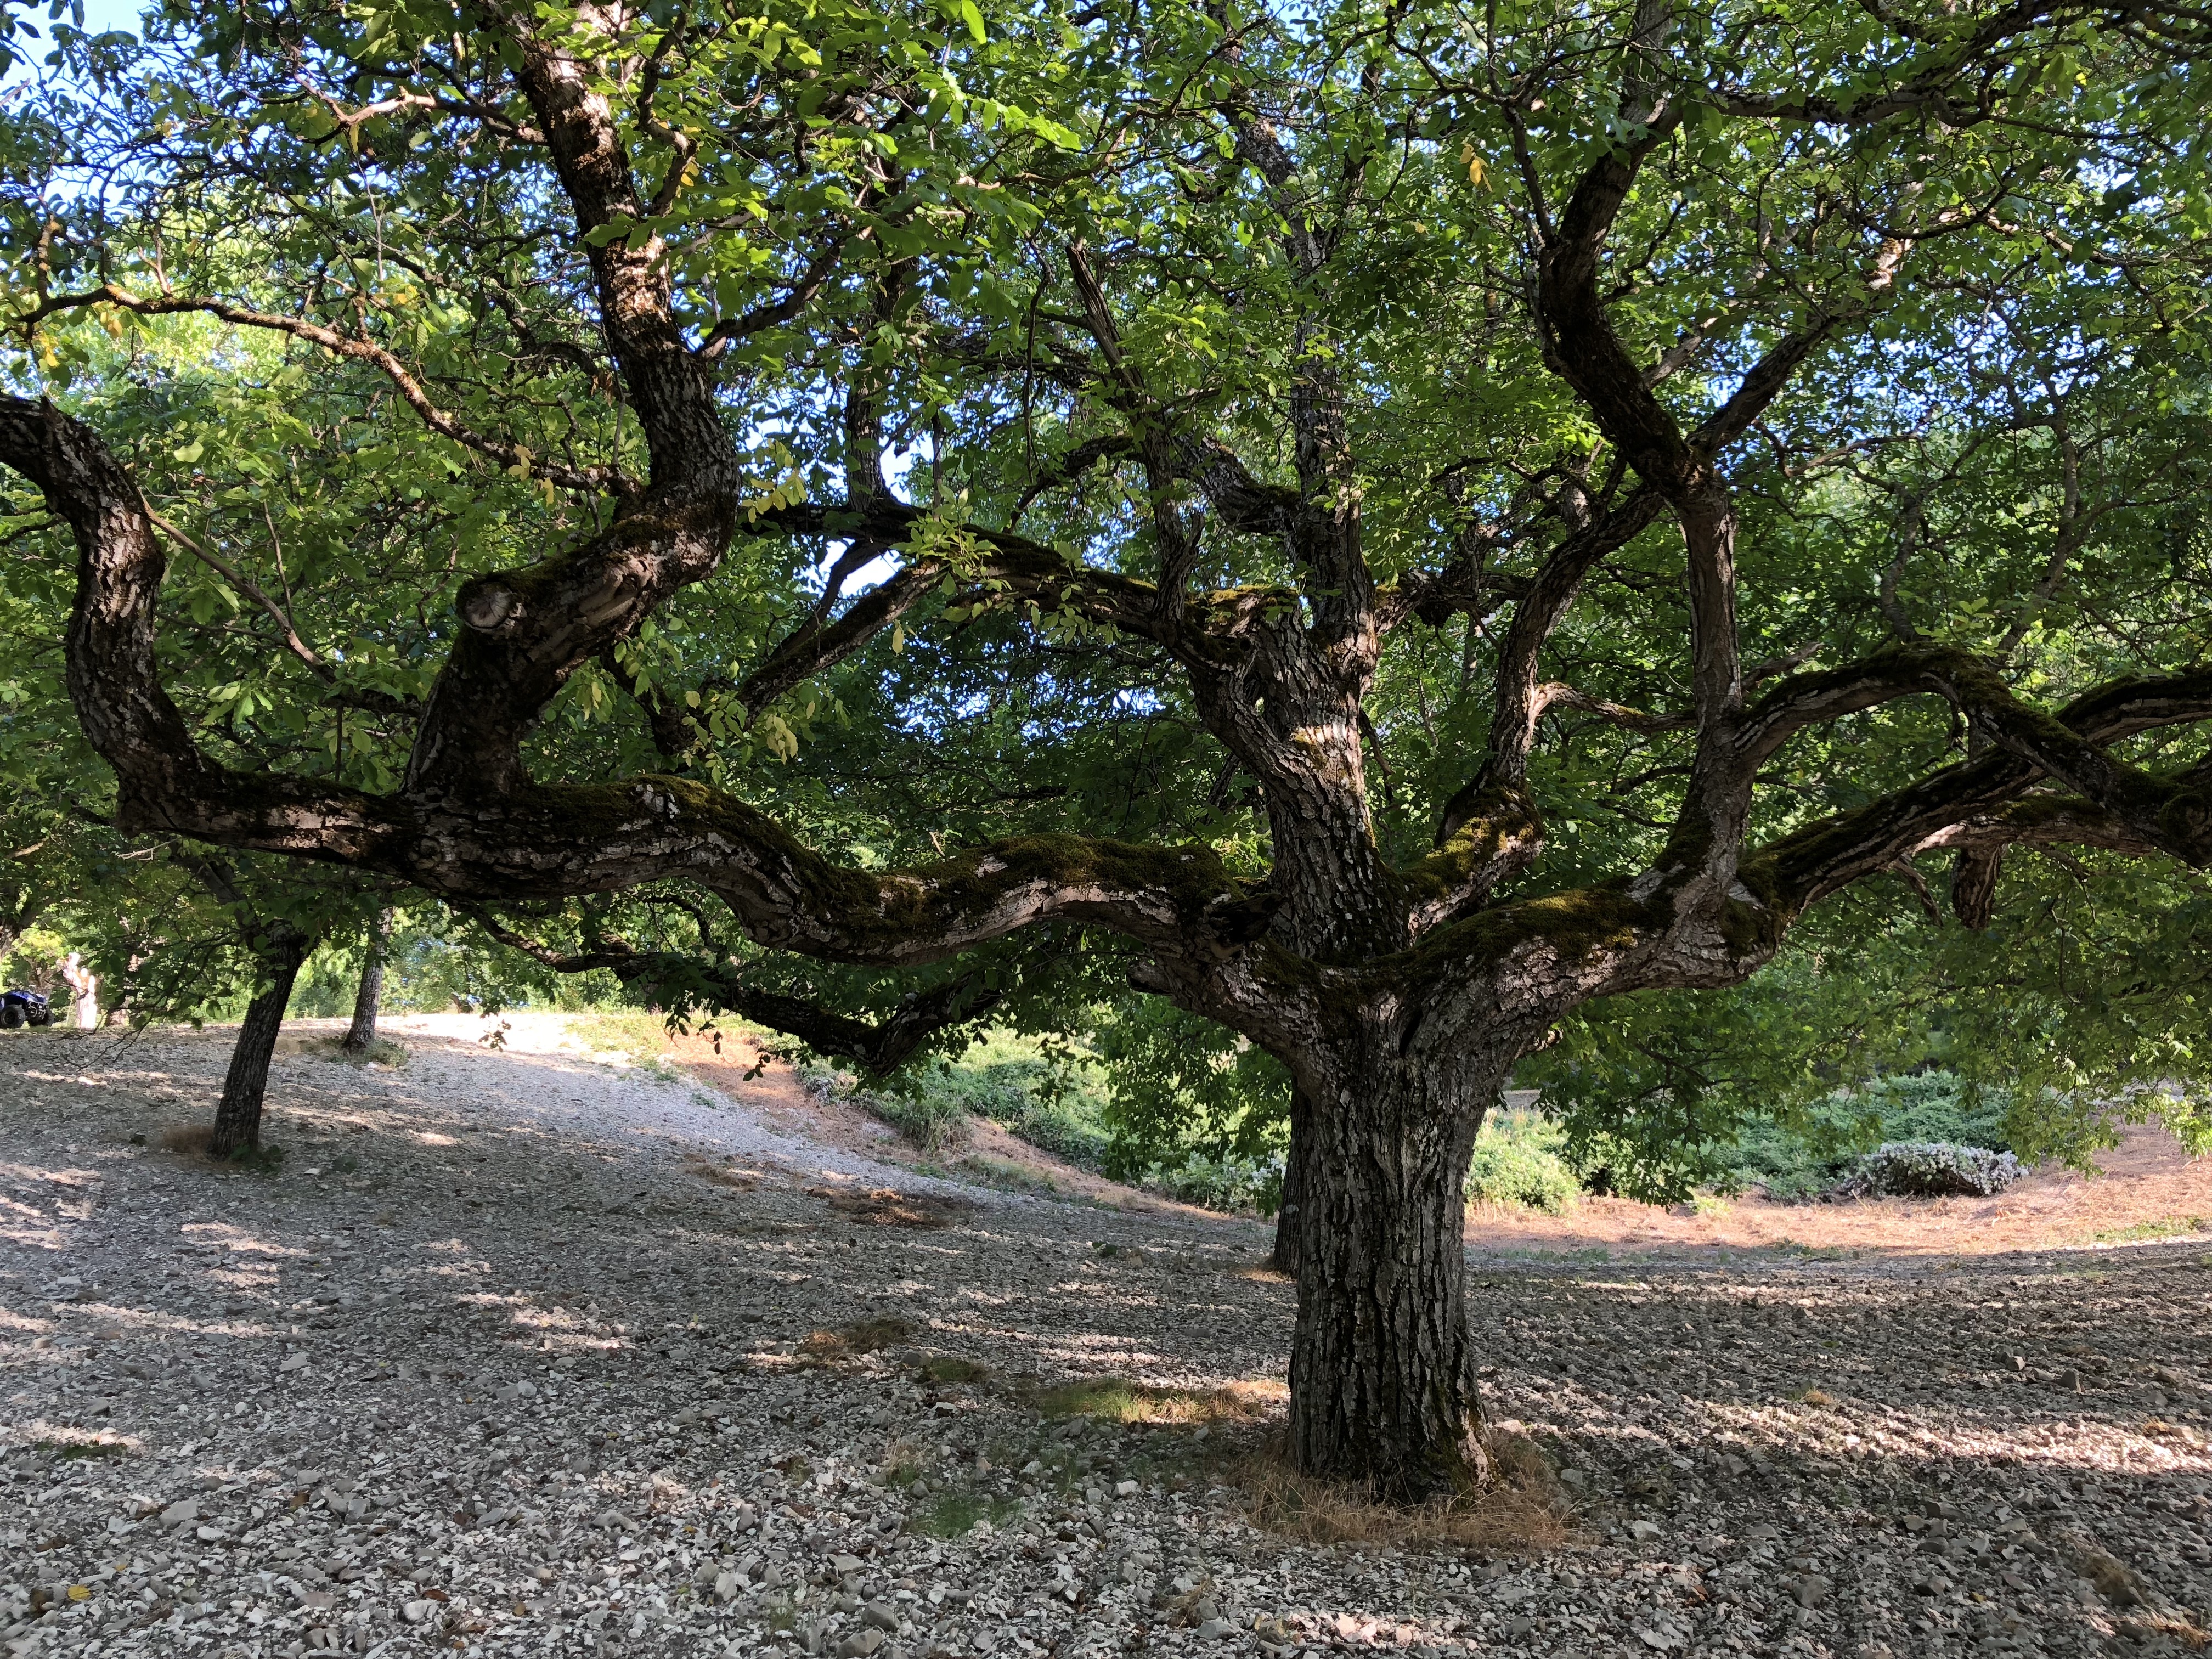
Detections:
[1, 988, 53, 1029]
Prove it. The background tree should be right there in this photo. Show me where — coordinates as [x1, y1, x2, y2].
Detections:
[341, 904, 394, 1054]
[6, 0, 2212, 1500]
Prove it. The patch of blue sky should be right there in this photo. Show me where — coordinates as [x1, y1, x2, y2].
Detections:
[5, 0, 142, 78]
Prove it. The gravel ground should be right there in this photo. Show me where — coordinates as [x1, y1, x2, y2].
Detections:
[4, 1021, 2211, 1659]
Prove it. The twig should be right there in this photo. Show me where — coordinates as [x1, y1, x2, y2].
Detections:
[144, 510, 330, 681]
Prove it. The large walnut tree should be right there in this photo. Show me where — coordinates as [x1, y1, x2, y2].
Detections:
[7, 0, 2212, 1495]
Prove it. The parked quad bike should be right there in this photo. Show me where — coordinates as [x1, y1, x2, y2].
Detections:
[1, 988, 53, 1028]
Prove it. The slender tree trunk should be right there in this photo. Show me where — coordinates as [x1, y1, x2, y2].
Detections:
[341, 906, 393, 1054]
[1269, 1082, 1312, 1277]
[1288, 1041, 1494, 1503]
[209, 933, 309, 1158]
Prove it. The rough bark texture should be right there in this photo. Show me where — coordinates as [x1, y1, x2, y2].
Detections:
[1951, 848, 2002, 930]
[1289, 1046, 1494, 1500]
[210, 933, 308, 1158]
[341, 907, 392, 1055]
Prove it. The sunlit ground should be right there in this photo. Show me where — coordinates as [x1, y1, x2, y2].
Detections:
[1, 1023, 2207, 1657]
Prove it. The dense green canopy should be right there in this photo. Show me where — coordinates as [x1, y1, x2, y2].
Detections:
[7, 0, 2210, 1173]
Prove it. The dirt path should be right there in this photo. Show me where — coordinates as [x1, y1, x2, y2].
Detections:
[1468, 1122, 2212, 1261]
[2, 1022, 2210, 1659]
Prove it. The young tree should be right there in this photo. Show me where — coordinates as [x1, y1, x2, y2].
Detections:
[171, 850, 321, 1155]
[341, 904, 393, 1056]
[7, 0, 2212, 1499]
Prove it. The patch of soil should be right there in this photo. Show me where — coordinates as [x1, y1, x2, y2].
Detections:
[680, 1154, 764, 1192]
[662, 1027, 907, 1159]
[804, 1180, 977, 1228]
[663, 1026, 1211, 1217]
[1470, 1119, 2212, 1258]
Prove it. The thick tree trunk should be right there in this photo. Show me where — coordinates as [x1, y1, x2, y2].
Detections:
[1289, 1044, 1493, 1503]
[209, 935, 308, 1158]
[342, 906, 393, 1054]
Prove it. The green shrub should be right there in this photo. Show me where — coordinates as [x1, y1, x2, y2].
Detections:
[1465, 1111, 1580, 1214]
[996, 1096, 1113, 1170]
[799, 1032, 1119, 1166]
[800, 1061, 970, 1154]
[915, 1036, 1116, 1168]
[1143, 1151, 1283, 1214]
[1708, 1070, 2013, 1198]
[878, 1089, 975, 1156]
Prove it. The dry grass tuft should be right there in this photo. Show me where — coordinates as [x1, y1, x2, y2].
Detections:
[1233, 1426, 1581, 1553]
[916, 1354, 990, 1385]
[841, 1316, 916, 1352]
[683, 1156, 763, 1193]
[2060, 1533, 2155, 1609]
[802, 1316, 916, 1359]
[805, 1183, 975, 1228]
[1033, 1375, 1287, 1425]
[157, 1122, 215, 1158]
[2114, 1614, 2210, 1651]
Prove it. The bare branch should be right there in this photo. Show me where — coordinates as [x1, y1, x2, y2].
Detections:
[698, 238, 846, 360]
[144, 510, 328, 682]
[20, 285, 624, 494]
[1437, 483, 1663, 823]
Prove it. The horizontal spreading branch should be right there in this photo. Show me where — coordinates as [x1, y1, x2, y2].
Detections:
[0, 393, 1288, 979]
[1533, 682, 1692, 735]
[1398, 656, 2212, 1021]
[460, 907, 1003, 1074]
[1745, 661, 2212, 934]
[18, 284, 625, 494]
[1741, 639, 2212, 865]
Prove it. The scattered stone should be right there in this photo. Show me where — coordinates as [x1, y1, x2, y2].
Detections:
[5, 1018, 2208, 1659]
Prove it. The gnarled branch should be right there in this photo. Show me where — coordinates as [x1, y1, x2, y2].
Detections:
[461, 907, 1004, 1075]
